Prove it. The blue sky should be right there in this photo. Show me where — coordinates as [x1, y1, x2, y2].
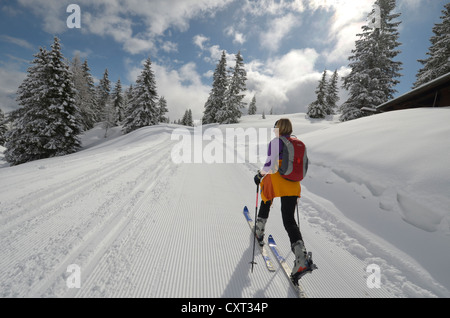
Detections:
[0, 0, 447, 121]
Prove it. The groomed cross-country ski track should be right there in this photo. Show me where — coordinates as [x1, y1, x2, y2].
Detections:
[1, 112, 449, 298]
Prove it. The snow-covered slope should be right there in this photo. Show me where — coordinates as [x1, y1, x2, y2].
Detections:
[0, 108, 449, 298]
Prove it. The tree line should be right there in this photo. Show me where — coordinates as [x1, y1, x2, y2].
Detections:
[307, 0, 449, 121]
[2, 37, 167, 165]
[1, 1, 448, 165]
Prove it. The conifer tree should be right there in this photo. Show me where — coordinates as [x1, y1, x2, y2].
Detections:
[123, 57, 158, 133]
[82, 60, 98, 115]
[0, 108, 6, 146]
[181, 109, 194, 126]
[71, 55, 96, 130]
[203, 51, 228, 124]
[325, 69, 339, 115]
[123, 84, 133, 122]
[96, 69, 111, 123]
[217, 51, 247, 124]
[248, 95, 257, 115]
[111, 79, 124, 125]
[157, 96, 169, 123]
[188, 109, 193, 126]
[307, 70, 328, 119]
[341, 0, 402, 121]
[181, 111, 187, 125]
[413, 3, 450, 88]
[5, 37, 82, 165]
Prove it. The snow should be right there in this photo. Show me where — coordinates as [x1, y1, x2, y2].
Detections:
[0, 108, 449, 298]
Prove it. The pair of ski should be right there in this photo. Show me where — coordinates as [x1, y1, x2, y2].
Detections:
[243, 206, 316, 298]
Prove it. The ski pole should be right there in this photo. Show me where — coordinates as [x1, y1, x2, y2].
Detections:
[250, 184, 259, 273]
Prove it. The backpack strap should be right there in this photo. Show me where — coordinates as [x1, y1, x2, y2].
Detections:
[279, 136, 295, 176]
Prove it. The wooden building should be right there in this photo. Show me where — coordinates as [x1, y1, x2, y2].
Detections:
[373, 72, 450, 113]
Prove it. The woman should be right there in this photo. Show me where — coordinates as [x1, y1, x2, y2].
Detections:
[253, 118, 312, 280]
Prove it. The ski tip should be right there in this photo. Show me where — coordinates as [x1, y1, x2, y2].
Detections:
[267, 235, 275, 246]
[243, 206, 248, 212]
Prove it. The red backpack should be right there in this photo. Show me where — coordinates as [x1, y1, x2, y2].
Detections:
[278, 136, 308, 182]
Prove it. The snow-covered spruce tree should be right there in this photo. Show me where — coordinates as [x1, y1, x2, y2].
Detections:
[216, 51, 247, 124]
[203, 51, 228, 124]
[5, 37, 82, 165]
[188, 109, 193, 126]
[341, 0, 402, 121]
[413, 3, 450, 88]
[248, 94, 257, 115]
[111, 79, 124, 125]
[307, 70, 328, 119]
[82, 60, 98, 124]
[102, 78, 123, 138]
[96, 69, 111, 123]
[0, 108, 7, 145]
[122, 57, 158, 134]
[157, 96, 169, 123]
[71, 55, 96, 130]
[325, 69, 339, 115]
[181, 109, 193, 126]
[123, 84, 133, 121]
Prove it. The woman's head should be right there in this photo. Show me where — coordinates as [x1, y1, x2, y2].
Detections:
[274, 118, 293, 136]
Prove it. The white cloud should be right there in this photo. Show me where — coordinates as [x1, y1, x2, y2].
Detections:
[207, 45, 237, 68]
[82, 9, 156, 55]
[234, 32, 246, 45]
[122, 0, 234, 36]
[243, 0, 305, 16]
[323, 22, 363, 64]
[225, 26, 246, 45]
[320, 0, 378, 63]
[192, 36, 236, 66]
[16, 0, 235, 55]
[72, 49, 93, 60]
[0, 35, 34, 50]
[160, 41, 178, 53]
[246, 51, 351, 115]
[0, 67, 26, 113]
[17, 0, 67, 33]
[260, 13, 300, 52]
[154, 63, 210, 122]
[193, 35, 209, 51]
[246, 49, 322, 114]
[239, 1, 305, 53]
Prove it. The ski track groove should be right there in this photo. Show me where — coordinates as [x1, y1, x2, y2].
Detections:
[72, 153, 176, 298]
[0, 140, 165, 233]
[70, 156, 174, 297]
[0, 135, 175, 297]
[0, 143, 164, 276]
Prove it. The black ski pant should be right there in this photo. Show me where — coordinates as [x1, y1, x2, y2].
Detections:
[258, 196, 303, 246]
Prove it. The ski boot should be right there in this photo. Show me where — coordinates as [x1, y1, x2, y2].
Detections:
[290, 240, 317, 285]
[254, 218, 267, 246]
